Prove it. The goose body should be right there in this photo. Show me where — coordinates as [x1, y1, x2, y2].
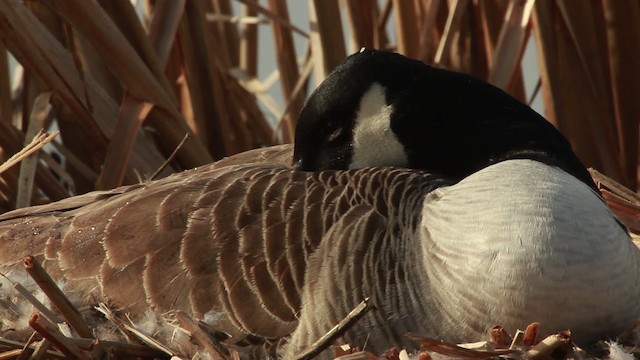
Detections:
[0, 49, 639, 359]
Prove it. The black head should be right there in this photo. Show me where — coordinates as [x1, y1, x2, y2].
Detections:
[293, 49, 597, 190]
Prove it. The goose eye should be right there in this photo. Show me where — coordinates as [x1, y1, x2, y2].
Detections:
[325, 121, 343, 142]
[327, 126, 343, 142]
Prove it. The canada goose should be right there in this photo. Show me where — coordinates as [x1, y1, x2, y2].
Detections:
[0, 49, 639, 359]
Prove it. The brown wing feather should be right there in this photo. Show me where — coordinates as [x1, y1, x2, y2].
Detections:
[0, 144, 441, 357]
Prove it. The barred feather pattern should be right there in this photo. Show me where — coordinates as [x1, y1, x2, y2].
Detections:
[0, 145, 450, 358]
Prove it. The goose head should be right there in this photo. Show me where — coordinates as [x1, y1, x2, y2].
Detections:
[293, 48, 596, 191]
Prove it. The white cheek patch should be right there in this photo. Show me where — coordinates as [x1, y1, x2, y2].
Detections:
[350, 83, 409, 169]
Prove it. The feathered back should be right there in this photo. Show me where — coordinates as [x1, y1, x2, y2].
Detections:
[0, 144, 448, 357]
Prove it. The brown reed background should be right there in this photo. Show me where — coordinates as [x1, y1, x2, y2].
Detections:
[0, 0, 638, 213]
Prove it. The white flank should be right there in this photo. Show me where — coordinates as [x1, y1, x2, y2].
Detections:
[420, 160, 640, 344]
[350, 83, 409, 169]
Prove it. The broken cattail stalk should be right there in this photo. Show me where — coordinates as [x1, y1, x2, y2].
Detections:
[175, 310, 228, 360]
[406, 333, 517, 358]
[509, 329, 525, 349]
[93, 303, 139, 344]
[12, 282, 64, 324]
[16, 91, 52, 208]
[526, 331, 572, 359]
[14, 331, 36, 360]
[29, 339, 54, 360]
[296, 298, 373, 360]
[23, 256, 93, 339]
[489, 325, 512, 346]
[0, 297, 20, 320]
[94, 303, 173, 356]
[0, 337, 63, 359]
[523, 322, 540, 346]
[150, 132, 190, 181]
[0, 349, 23, 359]
[0, 131, 59, 176]
[0, 338, 31, 352]
[120, 323, 174, 357]
[28, 313, 89, 360]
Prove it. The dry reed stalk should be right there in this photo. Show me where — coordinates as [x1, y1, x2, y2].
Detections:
[37, 152, 75, 194]
[92, 303, 140, 345]
[376, 0, 393, 44]
[96, 2, 179, 189]
[296, 298, 373, 360]
[16, 92, 51, 208]
[94, 304, 174, 357]
[0, 130, 58, 177]
[118, 323, 173, 357]
[391, 0, 419, 59]
[200, 5, 248, 155]
[206, 4, 249, 154]
[177, 1, 228, 158]
[273, 50, 313, 143]
[477, 1, 506, 66]
[343, 0, 373, 50]
[40, 0, 174, 108]
[525, 331, 571, 359]
[227, 78, 275, 147]
[308, 0, 345, 85]
[487, 0, 534, 89]
[23, 256, 93, 339]
[0, 0, 169, 180]
[601, 2, 640, 189]
[150, 133, 190, 181]
[0, 43, 10, 123]
[590, 168, 640, 233]
[11, 281, 63, 324]
[406, 333, 517, 358]
[0, 339, 63, 360]
[47, 140, 97, 185]
[268, 0, 303, 143]
[107, 0, 179, 101]
[29, 339, 53, 360]
[94, 0, 192, 189]
[14, 332, 36, 360]
[0, 349, 22, 360]
[239, 2, 259, 77]
[236, 0, 307, 37]
[212, 0, 241, 68]
[28, 313, 90, 360]
[134, 5, 214, 174]
[175, 311, 228, 360]
[509, 329, 525, 349]
[96, 97, 154, 189]
[416, 0, 442, 62]
[532, 1, 622, 183]
[147, 0, 186, 64]
[434, 0, 469, 66]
